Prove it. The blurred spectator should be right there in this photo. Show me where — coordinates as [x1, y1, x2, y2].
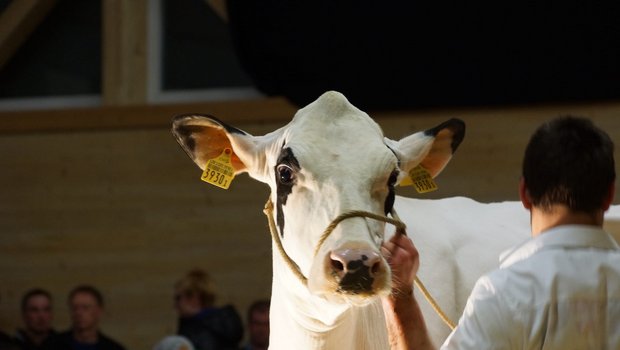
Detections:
[174, 269, 243, 350]
[49, 285, 126, 350]
[152, 335, 194, 350]
[14, 288, 57, 350]
[241, 300, 269, 350]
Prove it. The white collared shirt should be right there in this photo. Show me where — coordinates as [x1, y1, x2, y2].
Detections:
[441, 225, 620, 350]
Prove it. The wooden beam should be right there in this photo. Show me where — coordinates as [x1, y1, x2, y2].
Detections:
[205, 0, 228, 22]
[0, 97, 298, 133]
[102, 0, 149, 106]
[0, 0, 58, 70]
[2, 97, 620, 135]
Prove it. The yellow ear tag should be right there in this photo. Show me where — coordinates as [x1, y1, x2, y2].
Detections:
[201, 148, 236, 189]
[399, 164, 438, 193]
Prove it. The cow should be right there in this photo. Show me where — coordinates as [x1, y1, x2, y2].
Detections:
[171, 91, 531, 348]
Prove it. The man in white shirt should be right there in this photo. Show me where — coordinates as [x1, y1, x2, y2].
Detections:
[382, 116, 620, 349]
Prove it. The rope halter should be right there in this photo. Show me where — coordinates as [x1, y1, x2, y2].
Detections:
[262, 198, 456, 330]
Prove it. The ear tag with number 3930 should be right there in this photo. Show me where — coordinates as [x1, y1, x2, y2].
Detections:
[399, 164, 438, 193]
[201, 148, 236, 189]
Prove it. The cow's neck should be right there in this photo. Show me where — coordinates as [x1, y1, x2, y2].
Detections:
[268, 243, 390, 349]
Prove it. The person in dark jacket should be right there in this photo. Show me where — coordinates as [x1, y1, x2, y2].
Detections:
[49, 285, 126, 350]
[1, 330, 19, 350]
[240, 300, 269, 350]
[174, 269, 243, 350]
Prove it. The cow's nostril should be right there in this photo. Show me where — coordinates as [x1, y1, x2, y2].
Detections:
[331, 259, 345, 272]
[329, 251, 349, 280]
[371, 261, 381, 275]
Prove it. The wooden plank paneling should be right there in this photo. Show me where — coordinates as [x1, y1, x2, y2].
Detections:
[0, 0, 58, 70]
[102, 0, 148, 105]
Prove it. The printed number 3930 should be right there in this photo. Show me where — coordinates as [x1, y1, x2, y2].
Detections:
[206, 170, 228, 186]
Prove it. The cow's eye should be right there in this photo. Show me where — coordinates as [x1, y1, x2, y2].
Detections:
[277, 164, 295, 185]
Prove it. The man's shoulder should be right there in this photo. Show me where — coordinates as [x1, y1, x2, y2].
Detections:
[468, 265, 528, 308]
[97, 333, 127, 350]
[476, 238, 620, 306]
[37, 331, 71, 350]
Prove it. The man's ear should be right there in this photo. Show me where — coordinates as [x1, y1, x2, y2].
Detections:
[603, 182, 615, 211]
[171, 114, 271, 183]
[519, 177, 533, 210]
[385, 118, 465, 183]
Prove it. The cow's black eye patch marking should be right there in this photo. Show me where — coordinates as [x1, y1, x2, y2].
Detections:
[275, 147, 300, 237]
[384, 169, 398, 215]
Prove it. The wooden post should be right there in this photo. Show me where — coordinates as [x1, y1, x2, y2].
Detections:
[0, 0, 58, 71]
[102, 0, 149, 106]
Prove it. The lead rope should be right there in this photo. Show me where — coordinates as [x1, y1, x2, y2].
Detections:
[264, 199, 308, 286]
[263, 199, 456, 331]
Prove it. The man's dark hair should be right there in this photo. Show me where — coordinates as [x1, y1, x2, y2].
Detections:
[21, 288, 52, 313]
[247, 299, 270, 321]
[68, 285, 104, 307]
[522, 116, 615, 212]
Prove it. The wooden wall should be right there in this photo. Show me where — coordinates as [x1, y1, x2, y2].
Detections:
[1, 99, 619, 349]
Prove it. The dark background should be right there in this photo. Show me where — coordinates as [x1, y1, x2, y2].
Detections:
[227, 0, 620, 110]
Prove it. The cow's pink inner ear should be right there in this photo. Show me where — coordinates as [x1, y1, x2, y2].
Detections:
[420, 156, 451, 179]
[191, 126, 245, 172]
[418, 128, 457, 178]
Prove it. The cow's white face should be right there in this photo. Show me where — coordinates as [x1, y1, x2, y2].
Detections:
[172, 91, 464, 305]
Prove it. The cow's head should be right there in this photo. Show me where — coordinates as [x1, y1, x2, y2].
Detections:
[172, 91, 464, 305]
